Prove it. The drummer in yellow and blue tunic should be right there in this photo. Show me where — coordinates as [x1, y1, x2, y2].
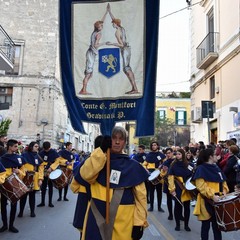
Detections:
[143, 141, 166, 212]
[18, 141, 44, 218]
[160, 147, 175, 220]
[37, 141, 61, 208]
[0, 139, 26, 233]
[191, 148, 228, 240]
[57, 142, 74, 201]
[168, 148, 194, 232]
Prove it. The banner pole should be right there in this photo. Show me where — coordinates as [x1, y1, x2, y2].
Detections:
[106, 148, 110, 224]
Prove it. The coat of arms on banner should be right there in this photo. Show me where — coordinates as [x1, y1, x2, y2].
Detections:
[60, 0, 159, 136]
[99, 48, 120, 78]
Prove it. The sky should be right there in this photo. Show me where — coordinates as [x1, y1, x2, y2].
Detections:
[157, 0, 191, 92]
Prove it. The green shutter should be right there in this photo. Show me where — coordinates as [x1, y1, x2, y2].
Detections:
[184, 111, 187, 125]
[175, 111, 178, 124]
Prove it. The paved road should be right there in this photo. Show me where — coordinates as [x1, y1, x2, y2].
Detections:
[0, 189, 239, 240]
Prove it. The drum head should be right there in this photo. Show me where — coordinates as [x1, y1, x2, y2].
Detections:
[148, 169, 160, 181]
[218, 194, 237, 203]
[185, 178, 196, 190]
[49, 169, 62, 180]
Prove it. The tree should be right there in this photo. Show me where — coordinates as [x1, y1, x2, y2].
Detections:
[155, 113, 176, 147]
[0, 118, 12, 136]
[139, 113, 176, 148]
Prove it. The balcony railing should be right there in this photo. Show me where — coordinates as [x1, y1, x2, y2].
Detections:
[0, 25, 15, 71]
[196, 32, 219, 69]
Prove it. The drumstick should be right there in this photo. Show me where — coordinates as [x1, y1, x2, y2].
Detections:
[173, 195, 183, 207]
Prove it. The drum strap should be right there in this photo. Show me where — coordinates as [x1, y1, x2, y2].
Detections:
[174, 177, 185, 190]
[200, 193, 214, 206]
[90, 188, 124, 240]
[219, 182, 223, 193]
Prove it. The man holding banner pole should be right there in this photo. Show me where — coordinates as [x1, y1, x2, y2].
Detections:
[79, 126, 149, 240]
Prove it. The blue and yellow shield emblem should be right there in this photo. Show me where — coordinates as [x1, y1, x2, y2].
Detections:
[99, 48, 120, 78]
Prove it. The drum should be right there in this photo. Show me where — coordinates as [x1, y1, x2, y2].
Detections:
[49, 169, 68, 189]
[213, 194, 240, 232]
[185, 178, 198, 199]
[22, 171, 35, 191]
[148, 169, 162, 185]
[0, 173, 29, 204]
[61, 167, 73, 184]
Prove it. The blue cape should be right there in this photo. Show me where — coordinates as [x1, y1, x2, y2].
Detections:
[0, 153, 26, 168]
[97, 153, 149, 188]
[22, 152, 43, 166]
[59, 149, 74, 162]
[39, 148, 59, 163]
[192, 163, 226, 182]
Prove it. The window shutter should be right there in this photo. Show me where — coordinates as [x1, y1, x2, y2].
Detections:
[184, 111, 187, 125]
[175, 111, 178, 124]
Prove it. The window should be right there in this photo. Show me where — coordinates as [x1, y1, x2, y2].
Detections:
[175, 110, 187, 125]
[210, 76, 215, 99]
[0, 87, 13, 109]
[6, 40, 24, 75]
[157, 108, 166, 119]
[207, 8, 214, 52]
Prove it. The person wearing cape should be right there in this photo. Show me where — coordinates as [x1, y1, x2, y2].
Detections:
[160, 147, 175, 220]
[57, 141, 74, 201]
[0, 139, 26, 233]
[37, 141, 61, 208]
[79, 126, 149, 240]
[168, 148, 194, 232]
[18, 141, 44, 218]
[191, 148, 229, 240]
[143, 141, 165, 212]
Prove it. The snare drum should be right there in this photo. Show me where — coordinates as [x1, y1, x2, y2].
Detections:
[22, 171, 35, 191]
[148, 169, 162, 185]
[214, 194, 240, 232]
[0, 173, 29, 204]
[49, 169, 68, 189]
[185, 178, 198, 199]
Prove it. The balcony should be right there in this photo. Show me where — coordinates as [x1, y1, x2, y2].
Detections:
[0, 25, 15, 72]
[196, 32, 219, 69]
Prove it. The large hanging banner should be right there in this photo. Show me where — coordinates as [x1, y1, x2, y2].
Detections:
[60, 0, 159, 136]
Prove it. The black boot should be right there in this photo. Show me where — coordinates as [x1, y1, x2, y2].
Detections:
[0, 225, 8, 232]
[9, 225, 19, 233]
[17, 211, 23, 218]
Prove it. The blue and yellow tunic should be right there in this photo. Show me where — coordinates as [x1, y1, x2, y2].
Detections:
[58, 149, 74, 170]
[191, 163, 229, 220]
[168, 160, 194, 202]
[80, 147, 149, 240]
[161, 157, 175, 193]
[38, 148, 61, 172]
[22, 151, 44, 190]
[0, 153, 26, 179]
[143, 151, 165, 173]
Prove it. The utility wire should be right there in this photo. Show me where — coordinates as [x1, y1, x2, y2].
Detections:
[160, 1, 203, 20]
